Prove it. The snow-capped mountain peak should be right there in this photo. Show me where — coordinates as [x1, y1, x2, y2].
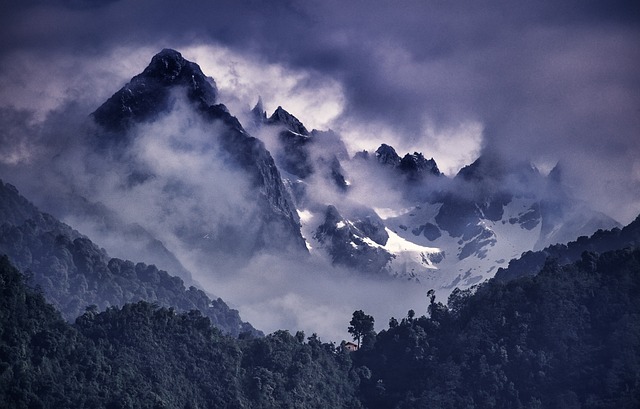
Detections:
[85, 49, 621, 295]
[269, 114, 620, 291]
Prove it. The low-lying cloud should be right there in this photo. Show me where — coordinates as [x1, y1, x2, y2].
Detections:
[0, 78, 431, 342]
[198, 252, 433, 341]
[0, 0, 639, 339]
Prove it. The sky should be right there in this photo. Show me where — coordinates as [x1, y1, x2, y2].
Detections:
[0, 0, 639, 339]
[1, 0, 639, 223]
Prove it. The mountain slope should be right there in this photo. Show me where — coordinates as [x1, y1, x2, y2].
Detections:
[370, 153, 619, 288]
[0, 256, 360, 409]
[495, 213, 640, 282]
[0, 179, 259, 336]
[90, 49, 306, 264]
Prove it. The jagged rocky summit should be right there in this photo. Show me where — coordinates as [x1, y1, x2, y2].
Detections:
[40, 47, 622, 293]
[93, 48, 219, 133]
[251, 102, 619, 289]
[90, 49, 307, 262]
[251, 102, 349, 193]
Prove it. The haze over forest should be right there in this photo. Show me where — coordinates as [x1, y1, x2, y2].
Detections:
[1, 0, 639, 341]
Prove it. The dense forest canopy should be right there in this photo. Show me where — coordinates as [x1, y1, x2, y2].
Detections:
[2, 241, 639, 408]
[0, 256, 360, 409]
[2, 155, 640, 408]
[0, 180, 259, 338]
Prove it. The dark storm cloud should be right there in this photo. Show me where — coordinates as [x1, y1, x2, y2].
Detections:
[1, 0, 639, 223]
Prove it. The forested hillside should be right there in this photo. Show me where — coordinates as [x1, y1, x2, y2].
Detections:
[0, 256, 360, 408]
[353, 248, 640, 408]
[2, 244, 639, 408]
[0, 180, 259, 337]
[495, 214, 640, 282]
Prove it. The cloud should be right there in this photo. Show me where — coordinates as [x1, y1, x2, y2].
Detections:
[0, 47, 155, 120]
[0, 108, 41, 165]
[111, 98, 258, 237]
[197, 252, 433, 342]
[1, 2, 638, 195]
[181, 45, 346, 132]
[0, 0, 639, 339]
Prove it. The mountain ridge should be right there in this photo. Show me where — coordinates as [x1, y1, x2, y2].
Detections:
[89, 49, 307, 263]
[495, 213, 640, 282]
[289, 133, 620, 288]
[0, 179, 261, 337]
[89, 49, 620, 290]
[0, 48, 627, 342]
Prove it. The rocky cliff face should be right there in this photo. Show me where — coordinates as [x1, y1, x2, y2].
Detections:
[70, 48, 624, 292]
[90, 49, 307, 259]
[93, 48, 219, 133]
[252, 103, 349, 192]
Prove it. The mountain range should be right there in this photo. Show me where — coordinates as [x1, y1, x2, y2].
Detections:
[49, 49, 619, 292]
[0, 49, 629, 330]
[1, 48, 639, 407]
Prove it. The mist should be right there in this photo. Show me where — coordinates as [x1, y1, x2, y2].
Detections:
[196, 252, 433, 341]
[0, 74, 433, 342]
[1, 1, 638, 340]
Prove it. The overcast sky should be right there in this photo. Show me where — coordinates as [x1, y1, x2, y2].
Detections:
[1, 0, 639, 224]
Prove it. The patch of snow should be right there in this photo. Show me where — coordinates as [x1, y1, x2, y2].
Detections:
[297, 209, 313, 223]
[383, 228, 440, 255]
[374, 207, 412, 220]
[288, 130, 310, 139]
[375, 197, 546, 292]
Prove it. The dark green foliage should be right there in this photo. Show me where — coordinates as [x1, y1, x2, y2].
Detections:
[348, 310, 375, 348]
[495, 214, 640, 282]
[240, 330, 361, 408]
[0, 256, 359, 408]
[0, 255, 80, 409]
[0, 180, 259, 337]
[3, 179, 639, 407]
[2, 242, 639, 408]
[353, 248, 640, 408]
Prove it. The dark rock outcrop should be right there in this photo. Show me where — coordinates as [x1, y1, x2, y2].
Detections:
[91, 49, 307, 256]
[314, 205, 394, 275]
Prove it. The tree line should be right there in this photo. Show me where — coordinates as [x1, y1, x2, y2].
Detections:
[3, 244, 639, 408]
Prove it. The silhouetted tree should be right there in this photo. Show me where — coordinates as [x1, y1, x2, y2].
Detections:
[348, 310, 375, 348]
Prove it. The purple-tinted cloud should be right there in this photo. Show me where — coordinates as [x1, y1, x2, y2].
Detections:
[0, 0, 639, 223]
